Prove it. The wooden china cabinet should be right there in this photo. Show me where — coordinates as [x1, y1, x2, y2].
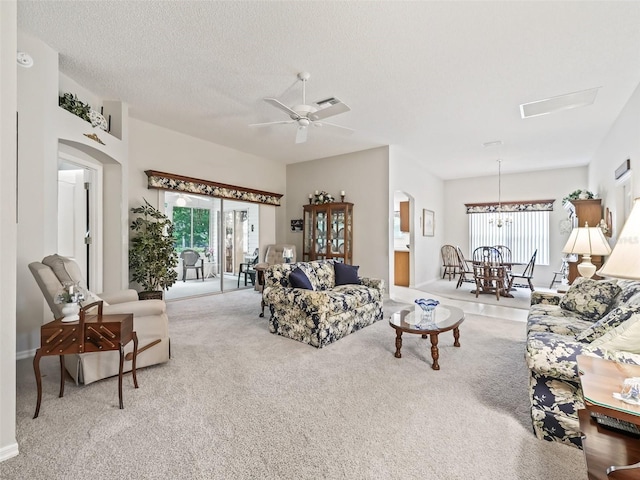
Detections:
[564, 198, 604, 283]
[303, 202, 353, 264]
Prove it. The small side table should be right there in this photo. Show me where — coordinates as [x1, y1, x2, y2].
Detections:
[33, 301, 138, 418]
[577, 355, 640, 479]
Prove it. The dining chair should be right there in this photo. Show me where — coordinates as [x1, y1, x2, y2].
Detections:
[440, 244, 460, 281]
[494, 245, 513, 271]
[455, 246, 474, 289]
[180, 249, 204, 282]
[472, 246, 507, 300]
[549, 256, 569, 289]
[508, 249, 537, 292]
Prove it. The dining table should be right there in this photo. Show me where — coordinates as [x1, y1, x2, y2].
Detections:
[468, 259, 525, 298]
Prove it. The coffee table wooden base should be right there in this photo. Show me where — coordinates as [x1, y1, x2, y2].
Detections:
[389, 305, 464, 371]
[393, 328, 460, 370]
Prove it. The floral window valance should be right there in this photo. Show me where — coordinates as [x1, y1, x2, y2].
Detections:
[465, 199, 555, 214]
[145, 170, 283, 207]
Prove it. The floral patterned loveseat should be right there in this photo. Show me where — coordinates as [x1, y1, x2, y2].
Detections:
[262, 260, 384, 348]
[525, 278, 640, 448]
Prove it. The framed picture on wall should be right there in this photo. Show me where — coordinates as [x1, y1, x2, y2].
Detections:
[423, 209, 434, 236]
[291, 219, 303, 232]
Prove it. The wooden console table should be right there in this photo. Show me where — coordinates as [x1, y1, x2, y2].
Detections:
[577, 355, 640, 479]
[33, 301, 139, 418]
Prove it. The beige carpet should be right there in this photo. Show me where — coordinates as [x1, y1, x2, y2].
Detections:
[2, 290, 585, 479]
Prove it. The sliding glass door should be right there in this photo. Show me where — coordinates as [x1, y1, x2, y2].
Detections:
[163, 192, 258, 300]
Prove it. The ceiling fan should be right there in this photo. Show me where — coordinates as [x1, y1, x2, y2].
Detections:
[250, 72, 352, 144]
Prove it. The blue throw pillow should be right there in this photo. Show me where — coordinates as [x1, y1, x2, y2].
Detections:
[288, 267, 313, 290]
[334, 262, 360, 285]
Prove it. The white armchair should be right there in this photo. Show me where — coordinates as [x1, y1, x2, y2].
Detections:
[29, 254, 170, 385]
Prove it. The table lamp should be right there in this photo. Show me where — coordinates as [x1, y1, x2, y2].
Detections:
[598, 198, 640, 280]
[282, 247, 294, 263]
[562, 222, 612, 279]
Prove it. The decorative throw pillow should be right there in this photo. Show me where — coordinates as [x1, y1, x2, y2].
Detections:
[288, 267, 313, 290]
[559, 279, 620, 321]
[576, 305, 640, 343]
[589, 308, 640, 353]
[334, 262, 360, 285]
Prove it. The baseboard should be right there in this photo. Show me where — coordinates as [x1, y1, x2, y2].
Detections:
[0, 441, 19, 463]
[16, 348, 36, 361]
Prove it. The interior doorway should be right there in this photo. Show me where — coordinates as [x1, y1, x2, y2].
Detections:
[393, 191, 413, 287]
[57, 157, 102, 292]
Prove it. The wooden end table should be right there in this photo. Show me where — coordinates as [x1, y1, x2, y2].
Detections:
[33, 301, 139, 419]
[577, 355, 640, 479]
[389, 305, 464, 370]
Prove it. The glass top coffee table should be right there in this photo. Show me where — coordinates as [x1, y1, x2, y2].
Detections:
[389, 305, 465, 370]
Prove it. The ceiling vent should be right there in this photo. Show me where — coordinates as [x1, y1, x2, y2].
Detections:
[520, 87, 600, 119]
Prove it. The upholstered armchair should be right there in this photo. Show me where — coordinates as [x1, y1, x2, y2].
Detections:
[29, 254, 170, 385]
[254, 244, 297, 291]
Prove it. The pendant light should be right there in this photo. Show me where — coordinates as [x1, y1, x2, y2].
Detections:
[489, 158, 511, 228]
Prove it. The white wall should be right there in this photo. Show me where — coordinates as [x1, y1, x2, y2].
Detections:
[444, 166, 589, 287]
[589, 80, 640, 238]
[16, 31, 130, 357]
[286, 147, 389, 283]
[389, 147, 445, 290]
[0, 0, 19, 462]
[127, 118, 286, 263]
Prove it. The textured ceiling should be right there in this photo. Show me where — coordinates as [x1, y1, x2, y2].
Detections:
[16, 1, 640, 179]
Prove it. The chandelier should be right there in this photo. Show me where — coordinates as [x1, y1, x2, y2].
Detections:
[489, 158, 512, 228]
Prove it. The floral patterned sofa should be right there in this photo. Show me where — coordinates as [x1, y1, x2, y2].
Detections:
[525, 278, 640, 448]
[262, 260, 385, 348]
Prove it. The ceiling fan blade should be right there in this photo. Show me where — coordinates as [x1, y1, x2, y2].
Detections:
[314, 121, 354, 133]
[264, 98, 300, 119]
[310, 99, 351, 121]
[249, 120, 296, 127]
[295, 126, 308, 144]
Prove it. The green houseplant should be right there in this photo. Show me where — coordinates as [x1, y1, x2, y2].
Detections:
[129, 199, 179, 299]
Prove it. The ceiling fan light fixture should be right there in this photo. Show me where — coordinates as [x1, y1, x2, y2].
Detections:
[251, 72, 352, 144]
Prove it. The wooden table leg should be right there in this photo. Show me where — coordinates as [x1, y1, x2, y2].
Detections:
[118, 345, 124, 409]
[33, 349, 43, 419]
[429, 333, 440, 370]
[394, 330, 403, 358]
[453, 327, 461, 347]
[58, 355, 65, 398]
[131, 332, 139, 389]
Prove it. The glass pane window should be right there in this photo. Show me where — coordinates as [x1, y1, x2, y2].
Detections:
[173, 206, 210, 253]
[468, 211, 549, 265]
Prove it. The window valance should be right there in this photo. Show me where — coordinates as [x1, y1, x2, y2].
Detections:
[145, 170, 283, 206]
[464, 199, 555, 214]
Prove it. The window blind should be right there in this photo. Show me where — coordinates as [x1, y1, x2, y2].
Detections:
[468, 211, 549, 265]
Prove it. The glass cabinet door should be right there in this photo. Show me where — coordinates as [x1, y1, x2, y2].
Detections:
[330, 205, 346, 262]
[302, 202, 353, 264]
[315, 207, 328, 260]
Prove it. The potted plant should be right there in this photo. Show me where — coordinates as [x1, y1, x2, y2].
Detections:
[129, 199, 179, 299]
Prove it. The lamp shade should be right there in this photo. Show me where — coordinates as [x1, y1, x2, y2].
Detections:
[598, 198, 640, 280]
[562, 222, 612, 279]
[562, 223, 612, 256]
